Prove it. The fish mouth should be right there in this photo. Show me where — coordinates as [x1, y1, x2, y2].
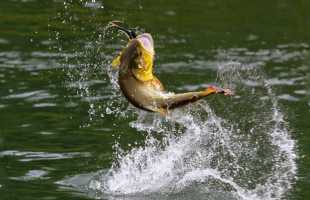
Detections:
[137, 33, 154, 55]
[109, 21, 154, 54]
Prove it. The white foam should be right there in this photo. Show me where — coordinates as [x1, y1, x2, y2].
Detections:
[92, 64, 297, 200]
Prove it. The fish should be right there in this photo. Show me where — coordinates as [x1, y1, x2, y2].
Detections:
[109, 21, 232, 115]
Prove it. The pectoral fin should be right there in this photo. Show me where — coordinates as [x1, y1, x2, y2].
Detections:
[111, 55, 121, 69]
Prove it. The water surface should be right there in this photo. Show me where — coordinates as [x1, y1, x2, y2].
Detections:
[1, 0, 310, 200]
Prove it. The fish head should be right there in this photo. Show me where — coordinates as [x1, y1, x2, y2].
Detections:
[110, 21, 155, 82]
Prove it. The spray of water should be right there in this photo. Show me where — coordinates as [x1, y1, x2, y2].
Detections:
[52, 13, 133, 123]
[85, 62, 297, 200]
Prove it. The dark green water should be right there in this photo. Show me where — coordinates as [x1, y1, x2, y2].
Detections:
[0, 0, 309, 200]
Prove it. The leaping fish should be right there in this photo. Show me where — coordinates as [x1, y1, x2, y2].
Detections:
[109, 21, 232, 115]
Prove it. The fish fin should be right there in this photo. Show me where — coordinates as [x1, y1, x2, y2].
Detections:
[203, 86, 233, 96]
[203, 86, 217, 96]
[111, 55, 121, 69]
[151, 76, 165, 91]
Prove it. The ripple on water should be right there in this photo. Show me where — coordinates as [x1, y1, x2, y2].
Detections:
[68, 80, 106, 89]
[0, 51, 20, 59]
[266, 77, 304, 86]
[0, 38, 9, 44]
[31, 51, 78, 60]
[159, 60, 218, 73]
[33, 103, 57, 108]
[0, 150, 91, 162]
[278, 94, 300, 102]
[39, 131, 56, 135]
[3, 90, 57, 102]
[0, 51, 65, 71]
[215, 44, 309, 65]
[10, 170, 49, 181]
[294, 90, 308, 95]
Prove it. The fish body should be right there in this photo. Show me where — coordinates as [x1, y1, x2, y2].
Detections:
[110, 21, 232, 114]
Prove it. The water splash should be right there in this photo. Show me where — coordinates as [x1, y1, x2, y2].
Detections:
[52, 14, 133, 123]
[86, 63, 296, 200]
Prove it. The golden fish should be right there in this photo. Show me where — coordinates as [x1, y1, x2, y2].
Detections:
[110, 21, 232, 115]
